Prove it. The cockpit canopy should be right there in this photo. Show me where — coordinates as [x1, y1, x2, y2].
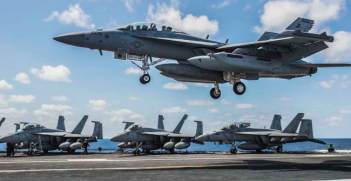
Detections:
[220, 122, 251, 130]
[128, 124, 142, 130]
[22, 124, 45, 130]
[116, 22, 187, 34]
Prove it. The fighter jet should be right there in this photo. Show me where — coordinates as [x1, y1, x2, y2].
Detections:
[195, 113, 325, 154]
[0, 115, 103, 154]
[110, 114, 203, 155]
[54, 18, 351, 99]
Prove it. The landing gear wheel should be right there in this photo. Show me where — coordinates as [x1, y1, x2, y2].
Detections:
[210, 88, 221, 99]
[277, 147, 283, 153]
[233, 82, 246, 95]
[140, 74, 151, 84]
[230, 148, 237, 154]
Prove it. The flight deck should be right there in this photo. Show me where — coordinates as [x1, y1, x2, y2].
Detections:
[0, 152, 350, 181]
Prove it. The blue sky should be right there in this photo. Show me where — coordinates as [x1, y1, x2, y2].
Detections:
[0, 0, 351, 138]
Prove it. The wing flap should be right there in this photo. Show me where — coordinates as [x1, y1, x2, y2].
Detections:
[140, 132, 170, 136]
[63, 134, 92, 138]
[167, 133, 194, 138]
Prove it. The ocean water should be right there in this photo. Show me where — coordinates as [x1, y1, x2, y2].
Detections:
[0, 139, 350, 152]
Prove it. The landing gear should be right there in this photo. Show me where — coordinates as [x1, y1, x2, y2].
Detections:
[233, 82, 246, 95]
[277, 146, 283, 153]
[230, 148, 237, 154]
[131, 55, 166, 85]
[256, 149, 262, 153]
[140, 74, 151, 84]
[210, 82, 221, 99]
[133, 142, 141, 156]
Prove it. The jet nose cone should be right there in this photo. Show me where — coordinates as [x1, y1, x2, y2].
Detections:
[110, 133, 123, 142]
[53, 32, 85, 47]
[195, 134, 209, 142]
[0, 134, 14, 143]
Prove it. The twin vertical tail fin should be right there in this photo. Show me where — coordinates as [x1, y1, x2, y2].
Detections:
[123, 122, 134, 130]
[270, 115, 282, 131]
[286, 17, 314, 33]
[158, 115, 164, 130]
[92, 121, 103, 139]
[283, 113, 304, 133]
[173, 114, 188, 134]
[298, 119, 313, 139]
[56, 116, 66, 131]
[0, 118, 5, 127]
[194, 121, 203, 137]
[71, 115, 88, 134]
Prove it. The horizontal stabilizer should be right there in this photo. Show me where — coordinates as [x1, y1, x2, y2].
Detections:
[292, 63, 351, 68]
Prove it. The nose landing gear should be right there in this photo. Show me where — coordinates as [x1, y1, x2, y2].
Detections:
[140, 74, 151, 84]
[131, 55, 166, 85]
[210, 82, 221, 99]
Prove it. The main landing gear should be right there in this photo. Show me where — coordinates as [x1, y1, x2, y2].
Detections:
[131, 55, 166, 85]
[229, 142, 238, 154]
[133, 142, 141, 156]
[210, 80, 246, 99]
[276, 146, 283, 153]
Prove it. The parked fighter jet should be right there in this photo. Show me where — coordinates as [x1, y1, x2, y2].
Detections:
[195, 113, 325, 154]
[54, 18, 351, 99]
[110, 114, 203, 155]
[0, 115, 103, 154]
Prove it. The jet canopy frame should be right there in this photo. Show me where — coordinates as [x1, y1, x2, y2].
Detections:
[128, 124, 142, 130]
[116, 22, 187, 34]
[22, 124, 45, 130]
[220, 122, 251, 130]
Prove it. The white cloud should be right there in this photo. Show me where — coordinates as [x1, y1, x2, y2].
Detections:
[123, 0, 137, 12]
[0, 108, 28, 118]
[0, 80, 14, 90]
[235, 103, 257, 109]
[244, 4, 252, 10]
[326, 116, 343, 127]
[87, 100, 107, 111]
[254, 0, 345, 34]
[221, 99, 231, 105]
[276, 97, 293, 101]
[340, 110, 351, 114]
[193, 83, 209, 88]
[106, 109, 144, 122]
[212, 0, 230, 9]
[14, 73, 30, 84]
[186, 100, 214, 106]
[319, 80, 335, 89]
[324, 31, 351, 63]
[34, 104, 73, 117]
[161, 107, 187, 114]
[188, 116, 199, 121]
[31, 65, 71, 83]
[147, 0, 219, 37]
[8, 95, 35, 103]
[125, 67, 143, 75]
[163, 82, 188, 90]
[0, 95, 8, 107]
[44, 4, 95, 29]
[52, 96, 69, 102]
[130, 96, 141, 101]
[208, 108, 219, 113]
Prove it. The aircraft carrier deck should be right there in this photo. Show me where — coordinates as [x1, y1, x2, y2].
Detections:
[0, 151, 350, 181]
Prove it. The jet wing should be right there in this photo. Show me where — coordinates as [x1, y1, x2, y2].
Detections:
[167, 133, 194, 138]
[63, 134, 92, 138]
[234, 132, 298, 137]
[217, 37, 294, 51]
[36, 132, 92, 138]
[140, 132, 170, 136]
[35, 132, 67, 136]
[133, 35, 221, 48]
[291, 63, 351, 68]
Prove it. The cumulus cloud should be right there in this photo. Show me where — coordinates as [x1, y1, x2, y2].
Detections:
[44, 4, 95, 29]
[276, 97, 293, 101]
[208, 108, 219, 113]
[221, 99, 231, 105]
[324, 31, 351, 63]
[0, 95, 8, 107]
[163, 82, 188, 90]
[161, 106, 187, 114]
[0, 80, 14, 90]
[235, 103, 257, 109]
[326, 116, 343, 127]
[123, 0, 137, 12]
[186, 100, 214, 106]
[319, 80, 335, 89]
[125, 67, 143, 75]
[244, 4, 252, 10]
[52, 96, 69, 102]
[193, 83, 209, 88]
[254, 0, 345, 34]
[106, 109, 144, 122]
[34, 104, 73, 117]
[87, 100, 107, 111]
[147, 0, 219, 37]
[212, 0, 230, 9]
[0, 108, 28, 118]
[8, 95, 35, 103]
[14, 73, 30, 84]
[31, 65, 71, 83]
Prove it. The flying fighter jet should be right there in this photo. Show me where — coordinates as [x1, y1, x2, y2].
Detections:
[54, 18, 351, 99]
[0, 115, 103, 154]
[195, 113, 325, 154]
[110, 114, 203, 155]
